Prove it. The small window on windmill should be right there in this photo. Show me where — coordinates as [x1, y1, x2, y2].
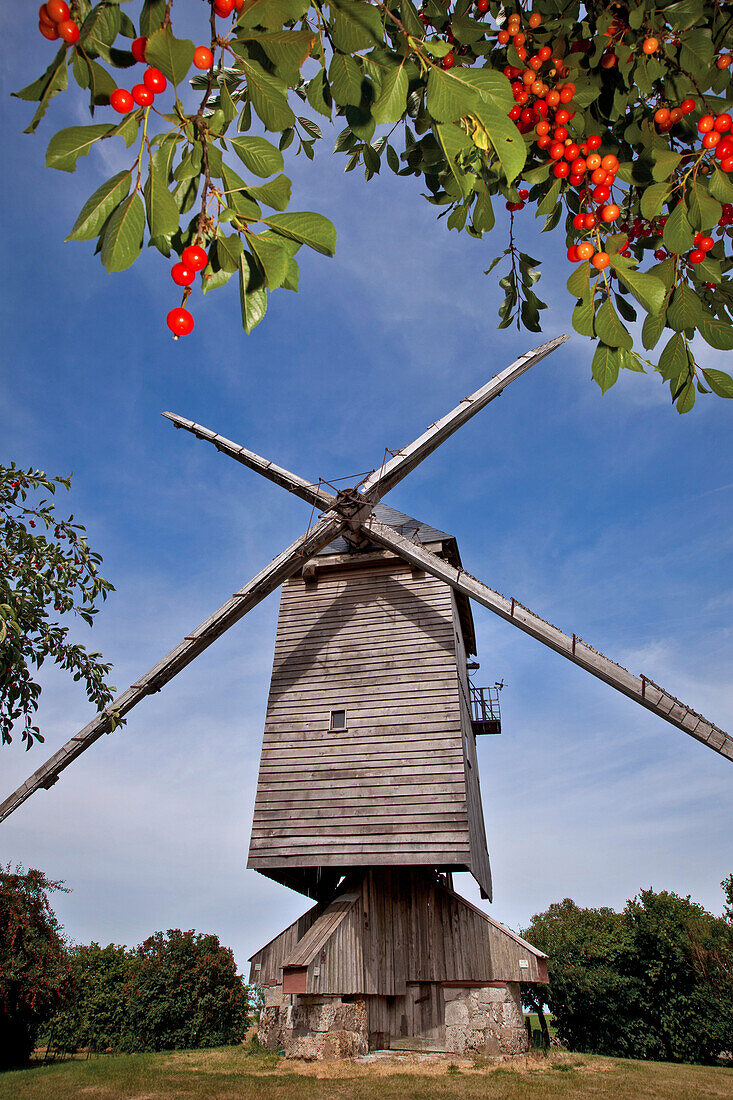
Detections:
[330, 709, 347, 731]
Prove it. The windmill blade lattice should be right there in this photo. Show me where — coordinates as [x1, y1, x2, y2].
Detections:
[363, 518, 733, 762]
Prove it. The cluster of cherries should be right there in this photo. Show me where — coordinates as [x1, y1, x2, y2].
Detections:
[108, 38, 214, 114]
[695, 110, 733, 172]
[212, 0, 245, 16]
[38, 0, 79, 44]
[167, 245, 209, 337]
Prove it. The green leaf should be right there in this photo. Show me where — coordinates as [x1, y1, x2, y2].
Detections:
[537, 177, 561, 217]
[664, 0, 704, 31]
[144, 28, 195, 85]
[372, 64, 409, 125]
[566, 260, 590, 298]
[237, 0, 310, 31]
[641, 309, 666, 350]
[608, 255, 667, 315]
[617, 347, 645, 372]
[239, 252, 267, 333]
[240, 29, 316, 82]
[435, 123, 474, 198]
[675, 375, 696, 413]
[592, 344, 620, 393]
[245, 174, 292, 211]
[663, 200, 694, 254]
[215, 234, 244, 273]
[697, 313, 733, 351]
[240, 59, 296, 132]
[143, 162, 180, 240]
[595, 299, 633, 349]
[477, 110, 526, 184]
[640, 181, 670, 221]
[472, 186, 494, 233]
[688, 182, 722, 231]
[329, 0, 383, 52]
[229, 135, 284, 177]
[658, 332, 689, 381]
[459, 69, 514, 114]
[306, 68, 332, 118]
[262, 212, 336, 255]
[667, 283, 702, 331]
[701, 368, 733, 397]
[328, 53, 364, 107]
[651, 148, 681, 183]
[709, 168, 733, 204]
[679, 29, 713, 80]
[572, 296, 595, 337]
[46, 124, 113, 173]
[66, 171, 131, 242]
[248, 232, 291, 288]
[100, 194, 145, 272]
[426, 66, 479, 123]
[14, 47, 68, 133]
[140, 0, 166, 36]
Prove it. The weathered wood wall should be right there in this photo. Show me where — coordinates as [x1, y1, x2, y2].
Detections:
[247, 554, 491, 896]
[249, 869, 547, 994]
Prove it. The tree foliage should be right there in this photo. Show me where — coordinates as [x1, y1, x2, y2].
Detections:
[0, 463, 116, 749]
[16, 0, 733, 410]
[0, 866, 72, 1069]
[47, 930, 251, 1053]
[523, 882, 733, 1063]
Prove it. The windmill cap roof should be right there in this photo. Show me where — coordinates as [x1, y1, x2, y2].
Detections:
[316, 502, 452, 556]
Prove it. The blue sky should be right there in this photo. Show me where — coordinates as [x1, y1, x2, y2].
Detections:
[2, 8, 732, 974]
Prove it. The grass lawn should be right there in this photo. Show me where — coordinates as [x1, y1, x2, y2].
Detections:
[1, 1044, 730, 1100]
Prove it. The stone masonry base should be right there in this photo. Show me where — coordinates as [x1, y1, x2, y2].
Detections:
[259, 982, 528, 1060]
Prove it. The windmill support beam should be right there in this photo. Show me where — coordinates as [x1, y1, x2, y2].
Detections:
[0, 512, 347, 825]
[162, 412, 337, 512]
[363, 519, 733, 763]
[358, 335, 569, 503]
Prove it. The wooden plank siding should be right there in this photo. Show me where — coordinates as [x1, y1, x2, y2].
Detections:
[248, 869, 547, 994]
[247, 555, 492, 897]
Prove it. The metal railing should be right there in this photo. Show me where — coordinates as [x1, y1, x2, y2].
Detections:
[469, 684, 502, 734]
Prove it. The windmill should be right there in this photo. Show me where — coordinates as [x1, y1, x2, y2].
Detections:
[2, 334, 731, 1057]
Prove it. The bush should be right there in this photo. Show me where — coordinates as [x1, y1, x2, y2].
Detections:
[45, 929, 251, 1054]
[523, 882, 733, 1063]
[0, 866, 71, 1068]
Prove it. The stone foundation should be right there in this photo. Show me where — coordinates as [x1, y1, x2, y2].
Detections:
[444, 982, 529, 1056]
[258, 988, 368, 1060]
[259, 982, 528, 1059]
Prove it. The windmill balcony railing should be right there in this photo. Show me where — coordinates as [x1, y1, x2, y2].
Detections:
[470, 685, 502, 736]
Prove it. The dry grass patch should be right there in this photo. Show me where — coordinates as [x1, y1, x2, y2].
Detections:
[0, 1044, 730, 1099]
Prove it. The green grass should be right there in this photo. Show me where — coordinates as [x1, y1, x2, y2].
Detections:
[0, 1044, 730, 1100]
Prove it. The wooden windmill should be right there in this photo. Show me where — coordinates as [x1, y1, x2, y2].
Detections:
[2, 334, 731, 1058]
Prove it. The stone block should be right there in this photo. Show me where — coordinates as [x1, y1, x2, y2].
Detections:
[444, 998, 470, 1027]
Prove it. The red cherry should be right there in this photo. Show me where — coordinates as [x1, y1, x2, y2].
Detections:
[131, 36, 147, 63]
[722, 156, 733, 172]
[569, 174, 584, 186]
[715, 113, 732, 133]
[57, 18, 79, 42]
[39, 18, 59, 39]
[132, 83, 154, 107]
[518, 188, 529, 200]
[584, 213, 597, 229]
[576, 242, 594, 260]
[110, 88, 134, 114]
[699, 235, 714, 251]
[46, 0, 70, 21]
[567, 245, 579, 262]
[39, 4, 55, 27]
[688, 249, 705, 263]
[553, 161, 570, 178]
[573, 213, 585, 229]
[477, 0, 489, 12]
[167, 308, 195, 336]
[564, 143, 581, 162]
[591, 251, 610, 270]
[549, 142, 565, 160]
[442, 52, 456, 70]
[654, 248, 666, 260]
[698, 115, 715, 133]
[171, 262, 195, 286]
[508, 105, 521, 121]
[680, 98, 696, 115]
[570, 157, 586, 175]
[593, 184, 611, 203]
[214, 0, 234, 14]
[182, 244, 208, 271]
[193, 46, 214, 70]
[586, 134, 602, 150]
[601, 203, 620, 222]
[143, 67, 167, 94]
